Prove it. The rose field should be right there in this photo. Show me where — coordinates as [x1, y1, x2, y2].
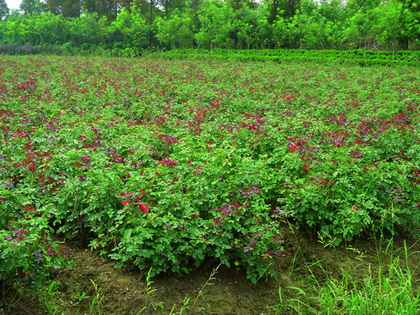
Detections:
[1, 55, 419, 313]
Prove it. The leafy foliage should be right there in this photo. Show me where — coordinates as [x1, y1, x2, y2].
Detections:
[0, 0, 419, 51]
[0, 0, 8, 20]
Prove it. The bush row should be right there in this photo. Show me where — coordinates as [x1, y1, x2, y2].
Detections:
[149, 49, 420, 66]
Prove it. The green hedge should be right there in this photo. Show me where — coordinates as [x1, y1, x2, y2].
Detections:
[148, 49, 420, 67]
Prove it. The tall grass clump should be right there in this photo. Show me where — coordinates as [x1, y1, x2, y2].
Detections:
[286, 240, 419, 314]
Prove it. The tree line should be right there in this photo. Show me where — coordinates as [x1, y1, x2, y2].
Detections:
[0, 0, 418, 53]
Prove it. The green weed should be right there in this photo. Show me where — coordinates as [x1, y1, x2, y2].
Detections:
[283, 240, 419, 314]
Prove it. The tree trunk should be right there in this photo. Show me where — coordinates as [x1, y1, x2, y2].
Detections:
[398, 38, 409, 50]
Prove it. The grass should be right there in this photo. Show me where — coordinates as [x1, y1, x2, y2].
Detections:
[314, 260, 418, 314]
[280, 239, 419, 314]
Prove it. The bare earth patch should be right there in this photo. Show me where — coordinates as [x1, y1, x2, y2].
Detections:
[4, 225, 419, 314]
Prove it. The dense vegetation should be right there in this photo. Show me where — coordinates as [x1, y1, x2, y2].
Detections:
[0, 0, 418, 310]
[1, 56, 419, 296]
[150, 48, 420, 66]
[0, 0, 419, 54]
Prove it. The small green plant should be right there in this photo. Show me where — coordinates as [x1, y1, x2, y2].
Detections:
[136, 264, 221, 314]
[71, 283, 90, 307]
[42, 281, 63, 315]
[0, 285, 21, 312]
[168, 263, 221, 314]
[192, 263, 221, 310]
[272, 286, 284, 315]
[137, 268, 163, 313]
[287, 286, 317, 313]
[88, 279, 104, 315]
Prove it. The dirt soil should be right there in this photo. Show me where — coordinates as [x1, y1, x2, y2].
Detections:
[3, 224, 419, 315]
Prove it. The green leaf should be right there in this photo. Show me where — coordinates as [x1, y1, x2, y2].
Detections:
[123, 229, 133, 239]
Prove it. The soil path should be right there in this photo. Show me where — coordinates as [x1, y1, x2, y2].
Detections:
[4, 227, 419, 315]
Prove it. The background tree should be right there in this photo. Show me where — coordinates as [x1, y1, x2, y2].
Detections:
[92, 0, 119, 19]
[84, 0, 96, 13]
[112, 4, 151, 50]
[46, 0, 62, 14]
[158, 0, 176, 17]
[0, 0, 419, 51]
[227, 0, 258, 11]
[195, 0, 235, 49]
[395, 0, 420, 49]
[0, 0, 9, 20]
[318, 0, 345, 22]
[279, 0, 301, 18]
[148, 0, 155, 22]
[67, 11, 110, 48]
[20, 0, 44, 14]
[76, 0, 120, 19]
[231, 3, 264, 49]
[189, 0, 204, 10]
[61, 0, 82, 17]
[155, 7, 195, 48]
[266, 0, 280, 23]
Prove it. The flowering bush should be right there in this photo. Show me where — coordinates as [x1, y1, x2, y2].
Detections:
[0, 200, 72, 296]
[0, 56, 418, 285]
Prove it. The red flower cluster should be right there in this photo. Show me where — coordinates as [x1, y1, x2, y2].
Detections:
[158, 134, 179, 145]
[120, 191, 150, 214]
[157, 159, 178, 167]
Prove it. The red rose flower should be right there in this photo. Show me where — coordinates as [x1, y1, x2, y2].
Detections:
[28, 165, 37, 170]
[139, 203, 148, 213]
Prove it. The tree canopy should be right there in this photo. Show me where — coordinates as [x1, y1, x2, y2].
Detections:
[0, 0, 418, 51]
